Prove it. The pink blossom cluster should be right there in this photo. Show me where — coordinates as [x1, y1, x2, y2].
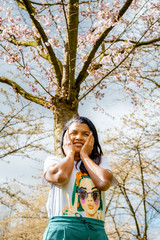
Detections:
[43, 15, 52, 27]
[1, 23, 31, 42]
[94, 90, 105, 100]
[48, 38, 60, 48]
[78, 1, 120, 49]
[32, 26, 41, 39]
[24, 66, 31, 75]
[45, 66, 57, 90]
[0, 0, 160, 105]
[3, 42, 21, 64]
[29, 82, 37, 93]
[4, 54, 20, 64]
[0, 6, 33, 43]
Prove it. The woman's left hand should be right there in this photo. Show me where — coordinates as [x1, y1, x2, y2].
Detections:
[80, 132, 94, 158]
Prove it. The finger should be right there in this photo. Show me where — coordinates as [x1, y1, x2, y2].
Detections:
[65, 192, 72, 210]
[90, 133, 94, 145]
[86, 132, 93, 145]
[67, 130, 73, 142]
[73, 193, 78, 209]
[88, 131, 93, 141]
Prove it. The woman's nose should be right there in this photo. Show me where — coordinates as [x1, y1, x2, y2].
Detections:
[75, 133, 83, 139]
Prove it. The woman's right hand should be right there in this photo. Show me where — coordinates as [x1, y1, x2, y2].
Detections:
[62, 192, 78, 216]
[63, 130, 76, 156]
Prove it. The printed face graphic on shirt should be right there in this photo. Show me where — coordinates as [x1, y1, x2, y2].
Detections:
[62, 171, 103, 220]
[78, 178, 100, 218]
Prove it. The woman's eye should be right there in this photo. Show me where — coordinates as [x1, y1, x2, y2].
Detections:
[70, 132, 76, 135]
[84, 133, 89, 136]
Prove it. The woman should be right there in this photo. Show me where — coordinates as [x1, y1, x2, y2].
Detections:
[43, 116, 117, 240]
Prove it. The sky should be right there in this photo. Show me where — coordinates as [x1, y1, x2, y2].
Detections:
[0, 83, 133, 185]
[0, 89, 133, 183]
[0, 2, 160, 238]
[0, 50, 159, 240]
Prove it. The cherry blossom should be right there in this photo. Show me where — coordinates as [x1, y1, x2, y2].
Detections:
[0, 0, 159, 106]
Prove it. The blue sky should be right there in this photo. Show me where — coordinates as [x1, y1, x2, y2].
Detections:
[0, 88, 132, 184]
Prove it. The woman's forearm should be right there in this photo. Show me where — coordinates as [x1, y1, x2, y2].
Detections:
[81, 154, 113, 191]
[45, 152, 75, 185]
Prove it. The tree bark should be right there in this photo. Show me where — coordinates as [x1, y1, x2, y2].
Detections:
[53, 101, 78, 156]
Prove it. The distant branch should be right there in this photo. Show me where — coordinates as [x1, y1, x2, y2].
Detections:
[146, 200, 160, 214]
[0, 77, 54, 109]
[105, 188, 116, 213]
[0, 135, 50, 159]
[0, 103, 30, 132]
[139, 75, 160, 88]
[137, 147, 148, 239]
[1, 187, 31, 207]
[120, 185, 141, 238]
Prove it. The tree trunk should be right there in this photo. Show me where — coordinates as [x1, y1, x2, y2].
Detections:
[54, 101, 78, 156]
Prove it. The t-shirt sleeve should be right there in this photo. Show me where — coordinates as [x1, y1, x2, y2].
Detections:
[42, 155, 60, 185]
[100, 156, 118, 186]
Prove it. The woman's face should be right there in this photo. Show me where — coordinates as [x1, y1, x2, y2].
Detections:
[68, 122, 91, 155]
[78, 178, 100, 217]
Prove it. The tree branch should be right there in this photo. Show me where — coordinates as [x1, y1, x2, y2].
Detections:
[0, 103, 30, 132]
[0, 135, 49, 159]
[8, 37, 49, 61]
[137, 147, 148, 239]
[8, 37, 63, 70]
[117, 0, 134, 20]
[119, 185, 141, 238]
[146, 200, 160, 214]
[22, 0, 62, 86]
[77, 18, 159, 103]
[104, 37, 160, 49]
[75, 25, 113, 88]
[9, 39, 37, 47]
[139, 75, 160, 88]
[0, 77, 54, 109]
[75, 0, 134, 88]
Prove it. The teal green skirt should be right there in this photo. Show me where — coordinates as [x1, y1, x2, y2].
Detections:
[43, 214, 108, 240]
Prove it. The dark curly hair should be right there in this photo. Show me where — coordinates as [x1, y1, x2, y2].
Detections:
[60, 116, 103, 173]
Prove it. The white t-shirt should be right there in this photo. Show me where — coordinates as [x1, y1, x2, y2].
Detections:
[43, 155, 117, 221]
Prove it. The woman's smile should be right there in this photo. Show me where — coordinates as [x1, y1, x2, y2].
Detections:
[74, 142, 84, 147]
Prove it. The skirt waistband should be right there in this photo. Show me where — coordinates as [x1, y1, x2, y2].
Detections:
[49, 213, 104, 230]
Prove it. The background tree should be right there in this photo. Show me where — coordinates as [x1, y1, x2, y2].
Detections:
[0, 90, 53, 239]
[104, 101, 160, 240]
[0, 0, 160, 154]
[0, 180, 49, 240]
[0, 1, 160, 239]
[1, 98, 160, 240]
[0, 89, 53, 160]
